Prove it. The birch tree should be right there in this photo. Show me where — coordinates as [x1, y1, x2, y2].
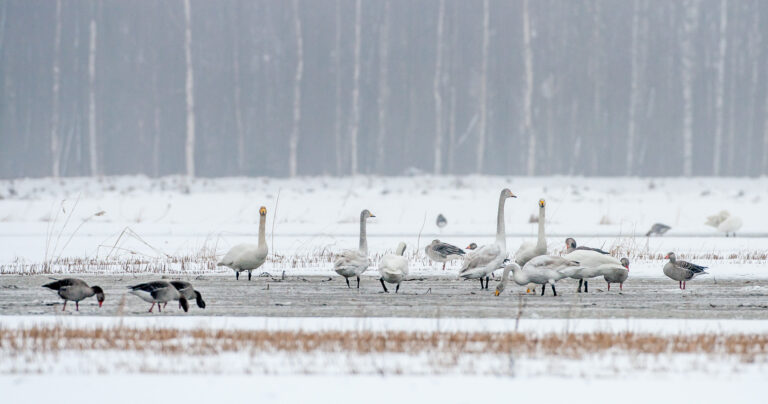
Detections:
[376, 0, 390, 173]
[288, 0, 303, 177]
[626, 0, 643, 176]
[349, 0, 361, 175]
[183, 0, 196, 178]
[231, 3, 245, 173]
[50, 0, 62, 177]
[334, 0, 343, 175]
[432, 0, 445, 174]
[475, 0, 489, 173]
[712, 0, 727, 176]
[679, 0, 699, 177]
[88, 5, 99, 176]
[522, 0, 536, 175]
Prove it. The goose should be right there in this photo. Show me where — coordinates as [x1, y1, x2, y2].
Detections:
[128, 281, 189, 313]
[604, 257, 630, 291]
[334, 209, 375, 288]
[459, 189, 516, 289]
[217, 206, 269, 281]
[514, 199, 548, 293]
[705, 210, 742, 237]
[663, 252, 708, 289]
[494, 255, 581, 297]
[565, 237, 609, 255]
[436, 213, 447, 229]
[169, 280, 206, 309]
[466, 243, 478, 250]
[425, 239, 465, 270]
[563, 249, 627, 293]
[645, 223, 671, 237]
[378, 242, 409, 293]
[42, 278, 104, 311]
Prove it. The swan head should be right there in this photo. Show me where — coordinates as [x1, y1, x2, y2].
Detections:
[466, 243, 477, 250]
[361, 209, 376, 219]
[501, 189, 517, 199]
[494, 284, 504, 296]
[565, 237, 577, 250]
[621, 258, 630, 270]
[538, 199, 546, 208]
[259, 206, 267, 216]
[665, 252, 676, 263]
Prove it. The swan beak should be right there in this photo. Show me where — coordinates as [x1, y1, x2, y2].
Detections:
[369, 213, 376, 218]
[494, 290, 500, 296]
[526, 288, 531, 293]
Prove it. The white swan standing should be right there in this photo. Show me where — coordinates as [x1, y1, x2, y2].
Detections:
[459, 189, 516, 289]
[334, 209, 375, 288]
[562, 249, 627, 293]
[494, 255, 581, 297]
[378, 242, 408, 293]
[217, 206, 269, 281]
[705, 210, 742, 237]
[514, 199, 548, 293]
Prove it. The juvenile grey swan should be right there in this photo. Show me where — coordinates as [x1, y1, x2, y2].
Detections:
[515, 199, 548, 293]
[128, 281, 189, 313]
[603, 258, 630, 291]
[565, 237, 609, 255]
[494, 255, 581, 297]
[459, 189, 516, 289]
[42, 278, 104, 311]
[217, 206, 269, 280]
[663, 252, 708, 289]
[378, 242, 408, 293]
[563, 249, 626, 293]
[169, 280, 206, 309]
[425, 239, 465, 270]
[334, 209, 375, 288]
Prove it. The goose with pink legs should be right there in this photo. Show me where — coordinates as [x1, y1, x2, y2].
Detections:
[663, 252, 708, 289]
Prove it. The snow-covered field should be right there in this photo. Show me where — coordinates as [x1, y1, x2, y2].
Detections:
[1, 175, 767, 402]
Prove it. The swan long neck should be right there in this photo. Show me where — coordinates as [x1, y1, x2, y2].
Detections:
[536, 205, 546, 249]
[500, 265, 511, 288]
[258, 214, 267, 248]
[496, 194, 507, 244]
[359, 215, 368, 253]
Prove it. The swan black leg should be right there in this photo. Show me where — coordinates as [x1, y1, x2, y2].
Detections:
[551, 284, 557, 296]
[236, 272, 240, 280]
[345, 277, 351, 288]
[485, 276, 490, 289]
[584, 281, 588, 293]
[479, 278, 484, 289]
[577, 279, 583, 293]
[357, 276, 360, 289]
[248, 271, 252, 281]
[380, 278, 389, 292]
[541, 285, 545, 296]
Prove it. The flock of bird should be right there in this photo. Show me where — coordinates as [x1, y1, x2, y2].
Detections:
[42, 188, 717, 312]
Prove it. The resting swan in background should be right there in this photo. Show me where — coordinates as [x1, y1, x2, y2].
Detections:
[459, 189, 516, 289]
[494, 255, 581, 297]
[217, 206, 269, 281]
[379, 242, 408, 293]
[563, 249, 627, 293]
[334, 209, 375, 288]
[514, 199, 548, 293]
[705, 210, 742, 237]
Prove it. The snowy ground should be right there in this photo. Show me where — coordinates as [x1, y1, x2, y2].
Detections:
[1, 175, 766, 402]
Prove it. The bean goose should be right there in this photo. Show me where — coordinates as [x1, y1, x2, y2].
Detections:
[663, 252, 708, 289]
[217, 206, 269, 281]
[459, 189, 516, 289]
[128, 281, 189, 313]
[334, 209, 375, 288]
[494, 255, 581, 297]
[378, 242, 408, 293]
[42, 278, 104, 311]
[425, 239, 465, 270]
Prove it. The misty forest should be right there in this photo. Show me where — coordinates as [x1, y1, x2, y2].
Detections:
[1, 0, 767, 179]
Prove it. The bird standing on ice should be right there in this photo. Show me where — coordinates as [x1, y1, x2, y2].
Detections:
[128, 281, 189, 313]
[514, 199, 548, 293]
[218, 206, 269, 281]
[334, 209, 375, 288]
[663, 252, 708, 290]
[42, 278, 105, 311]
[705, 210, 742, 237]
[425, 239, 465, 270]
[379, 242, 409, 293]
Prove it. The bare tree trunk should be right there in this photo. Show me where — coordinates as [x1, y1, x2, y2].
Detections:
[288, 0, 303, 177]
[679, 0, 699, 177]
[447, 2, 458, 173]
[376, 0, 390, 173]
[712, 0, 727, 176]
[745, 8, 760, 175]
[50, 0, 62, 177]
[349, 0, 361, 175]
[231, 3, 245, 173]
[626, 0, 642, 176]
[183, 0, 196, 178]
[334, 0, 343, 176]
[522, 0, 535, 176]
[87, 7, 98, 176]
[432, 0, 445, 175]
[475, 0, 489, 174]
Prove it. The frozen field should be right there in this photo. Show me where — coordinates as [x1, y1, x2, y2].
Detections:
[1, 176, 767, 402]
